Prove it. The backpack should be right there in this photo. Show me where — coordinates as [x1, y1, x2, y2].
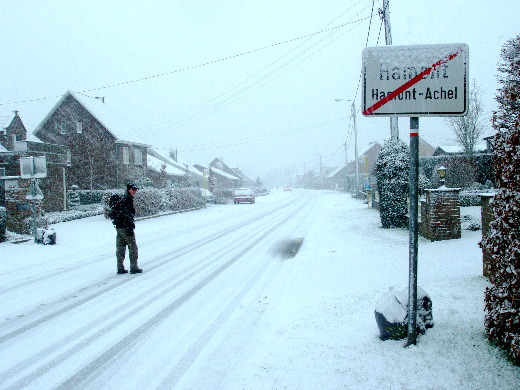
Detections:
[108, 194, 123, 220]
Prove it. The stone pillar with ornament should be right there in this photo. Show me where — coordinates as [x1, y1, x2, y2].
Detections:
[419, 188, 461, 241]
[419, 167, 461, 242]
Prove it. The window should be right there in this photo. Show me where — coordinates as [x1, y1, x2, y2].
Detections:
[134, 148, 143, 165]
[60, 120, 66, 135]
[0, 167, 5, 177]
[76, 121, 83, 133]
[123, 146, 129, 164]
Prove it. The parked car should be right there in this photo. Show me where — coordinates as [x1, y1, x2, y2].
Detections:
[233, 188, 255, 204]
[284, 185, 293, 191]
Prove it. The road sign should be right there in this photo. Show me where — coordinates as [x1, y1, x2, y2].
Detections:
[362, 43, 469, 117]
[26, 179, 44, 200]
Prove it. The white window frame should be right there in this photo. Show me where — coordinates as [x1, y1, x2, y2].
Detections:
[76, 121, 83, 134]
[123, 146, 130, 165]
[134, 148, 143, 165]
[0, 167, 6, 177]
[60, 120, 66, 135]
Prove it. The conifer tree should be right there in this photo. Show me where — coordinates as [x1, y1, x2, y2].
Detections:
[375, 140, 410, 228]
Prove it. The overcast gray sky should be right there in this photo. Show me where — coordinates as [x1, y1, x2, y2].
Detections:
[1, 0, 518, 179]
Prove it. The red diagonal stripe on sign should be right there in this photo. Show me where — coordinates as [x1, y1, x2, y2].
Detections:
[363, 48, 463, 116]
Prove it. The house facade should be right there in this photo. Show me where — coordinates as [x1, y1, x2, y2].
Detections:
[33, 91, 151, 191]
[146, 148, 206, 188]
[207, 158, 242, 190]
[1, 111, 69, 233]
[0, 111, 26, 154]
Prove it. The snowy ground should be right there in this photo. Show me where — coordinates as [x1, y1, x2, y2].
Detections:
[0, 189, 518, 389]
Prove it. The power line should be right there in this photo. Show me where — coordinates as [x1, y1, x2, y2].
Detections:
[176, 117, 350, 152]
[140, 19, 369, 137]
[0, 11, 373, 107]
[138, 2, 375, 137]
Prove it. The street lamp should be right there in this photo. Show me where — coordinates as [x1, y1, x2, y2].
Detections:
[336, 99, 359, 198]
[313, 153, 322, 190]
[437, 165, 447, 187]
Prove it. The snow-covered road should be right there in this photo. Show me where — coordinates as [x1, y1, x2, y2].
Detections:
[0, 190, 316, 389]
[1, 189, 519, 389]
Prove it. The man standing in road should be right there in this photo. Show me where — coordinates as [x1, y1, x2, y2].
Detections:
[110, 182, 143, 275]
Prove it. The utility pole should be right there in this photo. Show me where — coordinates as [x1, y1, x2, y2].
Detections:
[380, 0, 399, 141]
[352, 102, 360, 198]
[319, 154, 323, 190]
[344, 142, 348, 191]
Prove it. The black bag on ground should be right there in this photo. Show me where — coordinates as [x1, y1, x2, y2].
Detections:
[374, 286, 434, 340]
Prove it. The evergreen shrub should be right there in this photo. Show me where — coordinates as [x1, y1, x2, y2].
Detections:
[375, 140, 410, 228]
[480, 35, 520, 364]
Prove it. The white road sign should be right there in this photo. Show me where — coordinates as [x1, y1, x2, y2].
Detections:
[362, 43, 469, 117]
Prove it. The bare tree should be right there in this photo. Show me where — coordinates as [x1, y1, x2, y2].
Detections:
[446, 80, 486, 161]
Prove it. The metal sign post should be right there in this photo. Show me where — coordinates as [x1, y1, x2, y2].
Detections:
[407, 117, 420, 345]
[20, 156, 47, 243]
[362, 43, 469, 346]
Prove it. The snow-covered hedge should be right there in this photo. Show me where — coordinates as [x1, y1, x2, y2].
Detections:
[480, 35, 520, 364]
[102, 187, 204, 218]
[419, 154, 494, 188]
[459, 191, 486, 207]
[22, 204, 104, 234]
[213, 188, 233, 204]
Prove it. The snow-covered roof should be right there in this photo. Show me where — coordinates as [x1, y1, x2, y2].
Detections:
[438, 145, 463, 153]
[0, 112, 15, 129]
[147, 148, 204, 179]
[326, 165, 345, 179]
[147, 154, 186, 176]
[25, 131, 42, 143]
[34, 91, 150, 147]
[0, 144, 8, 152]
[211, 166, 240, 180]
[438, 143, 487, 154]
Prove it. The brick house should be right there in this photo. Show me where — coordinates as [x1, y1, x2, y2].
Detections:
[1, 111, 69, 233]
[207, 158, 241, 190]
[0, 111, 26, 153]
[33, 91, 151, 191]
[146, 148, 205, 188]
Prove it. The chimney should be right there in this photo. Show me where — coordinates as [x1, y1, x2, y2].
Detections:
[95, 96, 105, 103]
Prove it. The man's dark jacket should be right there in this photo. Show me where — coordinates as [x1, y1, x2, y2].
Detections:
[111, 191, 135, 233]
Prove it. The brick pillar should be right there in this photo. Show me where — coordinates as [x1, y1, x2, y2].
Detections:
[420, 188, 461, 241]
[4, 179, 41, 234]
[480, 194, 494, 278]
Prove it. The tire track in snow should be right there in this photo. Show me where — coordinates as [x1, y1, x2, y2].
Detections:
[56, 194, 317, 390]
[0, 194, 315, 389]
[0, 197, 300, 343]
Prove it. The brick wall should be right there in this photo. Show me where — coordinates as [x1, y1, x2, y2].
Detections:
[419, 188, 461, 241]
[4, 180, 34, 233]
